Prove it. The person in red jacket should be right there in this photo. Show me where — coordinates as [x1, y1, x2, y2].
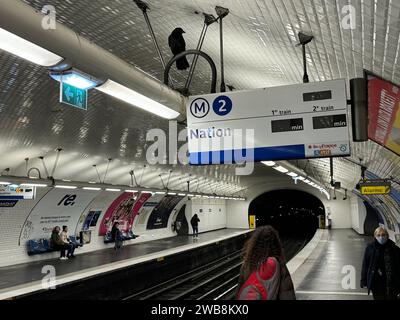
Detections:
[236, 225, 296, 300]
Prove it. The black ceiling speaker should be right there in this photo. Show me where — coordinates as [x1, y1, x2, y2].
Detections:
[350, 78, 369, 142]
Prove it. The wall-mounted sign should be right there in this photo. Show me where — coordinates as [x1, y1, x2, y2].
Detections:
[249, 215, 256, 229]
[60, 82, 87, 110]
[187, 79, 350, 164]
[366, 72, 400, 156]
[0, 184, 36, 200]
[360, 181, 391, 195]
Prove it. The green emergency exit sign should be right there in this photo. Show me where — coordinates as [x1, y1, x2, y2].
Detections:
[60, 82, 87, 110]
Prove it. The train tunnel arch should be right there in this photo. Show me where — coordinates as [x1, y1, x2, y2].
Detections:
[248, 190, 324, 257]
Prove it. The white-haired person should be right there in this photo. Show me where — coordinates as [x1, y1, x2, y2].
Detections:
[361, 226, 400, 300]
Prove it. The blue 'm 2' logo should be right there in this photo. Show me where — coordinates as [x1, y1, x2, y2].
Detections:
[213, 96, 233, 116]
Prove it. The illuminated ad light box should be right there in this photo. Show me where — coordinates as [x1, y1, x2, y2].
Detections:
[360, 181, 391, 196]
[0, 184, 36, 200]
[187, 79, 351, 164]
[366, 71, 400, 156]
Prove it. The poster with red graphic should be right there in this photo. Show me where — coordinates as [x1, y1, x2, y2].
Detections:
[367, 73, 400, 155]
[99, 192, 150, 236]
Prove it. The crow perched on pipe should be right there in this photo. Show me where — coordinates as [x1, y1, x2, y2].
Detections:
[168, 27, 190, 70]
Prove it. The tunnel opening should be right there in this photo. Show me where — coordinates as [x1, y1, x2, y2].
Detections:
[249, 190, 323, 260]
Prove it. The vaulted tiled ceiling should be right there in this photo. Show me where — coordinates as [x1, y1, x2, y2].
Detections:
[1, 0, 400, 199]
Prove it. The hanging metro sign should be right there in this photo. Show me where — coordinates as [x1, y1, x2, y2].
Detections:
[186, 79, 351, 165]
[359, 181, 391, 195]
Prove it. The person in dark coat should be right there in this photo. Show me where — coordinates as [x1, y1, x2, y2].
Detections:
[236, 225, 296, 300]
[361, 227, 400, 300]
[190, 214, 200, 239]
[111, 222, 123, 250]
[168, 27, 190, 70]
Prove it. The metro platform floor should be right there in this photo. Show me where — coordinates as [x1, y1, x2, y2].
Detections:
[291, 229, 373, 300]
[0, 228, 251, 300]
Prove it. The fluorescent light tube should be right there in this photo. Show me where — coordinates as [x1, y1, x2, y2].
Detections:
[125, 190, 138, 193]
[287, 172, 298, 177]
[0, 27, 63, 67]
[96, 80, 180, 120]
[55, 185, 77, 189]
[297, 176, 306, 181]
[178, 193, 186, 196]
[0, 182, 11, 185]
[21, 183, 47, 187]
[273, 166, 289, 174]
[83, 187, 101, 191]
[262, 161, 276, 167]
[106, 188, 121, 192]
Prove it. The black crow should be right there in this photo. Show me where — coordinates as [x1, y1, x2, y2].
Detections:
[168, 27, 190, 70]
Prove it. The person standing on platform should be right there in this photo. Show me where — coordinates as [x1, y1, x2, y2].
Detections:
[236, 225, 296, 300]
[190, 214, 200, 239]
[361, 227, 400, 300]
[111, 222, 123, 251]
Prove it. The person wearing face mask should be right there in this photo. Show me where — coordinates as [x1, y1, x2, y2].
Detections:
[361, 227, 400, 300]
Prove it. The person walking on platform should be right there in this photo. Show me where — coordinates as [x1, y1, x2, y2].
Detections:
[50, 226, 71, 260]
[61, 226, 75, 258]
[361, 227, 400, 300]
[111, 222, 123, 251]
[236, 225, 296, 300]
[190, 214, 200, 239]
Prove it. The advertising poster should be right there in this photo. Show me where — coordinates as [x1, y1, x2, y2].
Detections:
[135, 194, 163, 226]
[19, 188, 100, 243]
[82, 210, 102, 231]
[98, 192, 150, 236]
[367, 74, 400, 155]
[147, 195, 184, 230]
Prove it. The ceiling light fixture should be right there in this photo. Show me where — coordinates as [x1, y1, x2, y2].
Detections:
[50, 70, 101, 90]
[96, 80, 180, 120]
[20, 183, 48, 188]
[287, 172, 298, 177]
[262, 161, 276, 167]
[273, 166, 289, 174]
[106, 188, 121, 192]
[55, 185, 78, 189]
[0, 27, 64, 67]
[83, 187, 101, 191]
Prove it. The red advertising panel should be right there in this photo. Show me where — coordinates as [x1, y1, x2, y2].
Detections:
[367, 73, 400, 155]
[99, 192, 150, 236]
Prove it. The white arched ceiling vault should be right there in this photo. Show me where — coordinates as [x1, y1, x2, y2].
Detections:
[0, 0, 400, 201]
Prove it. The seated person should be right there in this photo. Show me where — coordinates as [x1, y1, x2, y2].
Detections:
[61, 225, 76, 258]
[50, 226, 71, 260]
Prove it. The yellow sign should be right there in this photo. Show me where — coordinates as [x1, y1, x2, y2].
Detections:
[361, 185, 391, 195]
[249, 215, 256, 229]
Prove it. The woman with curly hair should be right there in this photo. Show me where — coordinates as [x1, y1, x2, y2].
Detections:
[236, 225, 296, 300]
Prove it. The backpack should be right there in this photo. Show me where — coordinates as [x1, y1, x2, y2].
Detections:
[237, 257, 281, 300]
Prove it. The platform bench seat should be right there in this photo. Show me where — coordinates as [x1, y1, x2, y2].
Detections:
[104, 231, 139, 244]
[27, 236, 83, 255]
[27, 238, 54, 256]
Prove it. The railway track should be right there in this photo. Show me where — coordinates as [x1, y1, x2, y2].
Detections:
[123, 236, 309, 300]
